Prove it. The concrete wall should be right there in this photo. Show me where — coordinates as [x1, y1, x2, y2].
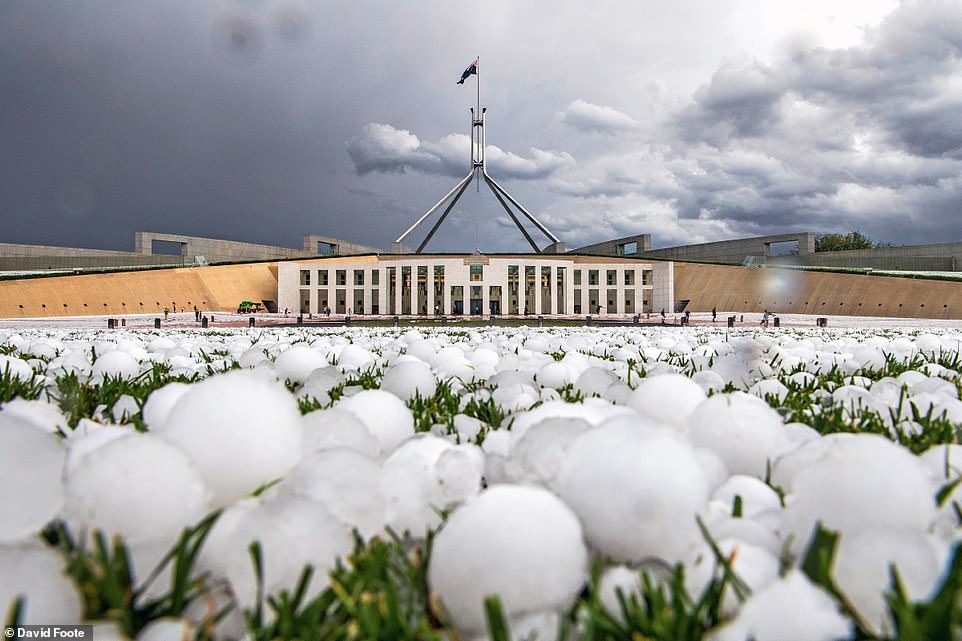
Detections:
[674, 262, 962, 319]
[0, 263, 279, 318]
[768, 242, 962, 271]
[302, 234, 381, 256]
[642, 233, 816, 263]
[570, 234, 652, 256]
[135, 232, 307, 262]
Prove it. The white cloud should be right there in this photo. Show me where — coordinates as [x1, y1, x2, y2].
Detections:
[350, 124, 573, 180]
[560, 100, 640, 134]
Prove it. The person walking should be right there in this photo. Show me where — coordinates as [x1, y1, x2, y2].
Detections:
[712, 307, 717, 322]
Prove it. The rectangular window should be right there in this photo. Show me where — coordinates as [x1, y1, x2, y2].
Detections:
[371, 270, 379, 286]
[470, 264, 483, 281]
[588, 270, 599, 286]
[319, 270, 329, 286]
[336, 270, 347, 286]
[607, 269, 617, 286]
[573, 269, 582, 286]
[643, 270, 651, 286]
[624, 270, 635, 286]
[299, 270, 310, 286]
[354, 270, 364, 286]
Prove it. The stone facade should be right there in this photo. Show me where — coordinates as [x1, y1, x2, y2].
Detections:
[278, 255, 674, 317]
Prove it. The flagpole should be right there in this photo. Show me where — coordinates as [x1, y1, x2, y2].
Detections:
[476, 56, 480, 193]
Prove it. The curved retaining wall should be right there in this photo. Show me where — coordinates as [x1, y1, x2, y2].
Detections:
[674, 262, 962, 319]
[0, 263, 278, 318]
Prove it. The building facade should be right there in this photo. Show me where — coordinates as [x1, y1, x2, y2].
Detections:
[278, 254, 674, 317]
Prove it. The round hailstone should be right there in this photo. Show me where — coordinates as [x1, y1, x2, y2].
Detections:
[0, 354, 33, 381]
[832, 527, 945, 637]
[335, 344, 375, 370]
[0, 544, 83, 623]
[202, 495, 353, 610]
[429, 485, 588, 636]
[691, 370, 726, 394]
[141, 382, 191, 431]
[597, 565, 644, 622]
[136, 618, 193, 641]
[0, 398, 68, 434]
[749, 379, 789, 404]
[574, 366, 620, 399]
[687, 392, 791, 478]
[279, 447, 384, 538]
[708, 570, 851, 641]
[503, 417, 590, 490]
[64, 425, 129, 475]
[301, 408, 380, 458]
[557, 424, 710, 563]
[710, 475, 782, 518]
[784, 434, 935, 552]
[919, 443, 962, 480]
[273, 345, 329, 384]
[66, 433, 211, 545]
[685, 538, 780, 616]
[0, 416, 65, 543]
[536, 362, 574, 389]
[381, 360, 437, 400]
[379, 435, 482, 535]
[159, 370, 303, 507]
[337, 390, 414, 455]
[628, 373, 706, 429]
[90, 349, 141, 382]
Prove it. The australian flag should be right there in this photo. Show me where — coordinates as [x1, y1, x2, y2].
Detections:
[457, 58, 478, 84]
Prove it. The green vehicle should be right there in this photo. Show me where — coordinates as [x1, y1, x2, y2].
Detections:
[237, 300, 263, 313]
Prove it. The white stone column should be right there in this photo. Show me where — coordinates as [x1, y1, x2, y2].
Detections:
[394, 266, 404, 315]
[615, 268, 625, 314]
[534, 263, 543, 315]
[426, 263, 435, 315]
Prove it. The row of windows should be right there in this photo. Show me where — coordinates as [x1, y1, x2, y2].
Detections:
[300, 266, 653, 288]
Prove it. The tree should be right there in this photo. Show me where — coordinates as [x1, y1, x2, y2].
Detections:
[814, 231, 876, 252]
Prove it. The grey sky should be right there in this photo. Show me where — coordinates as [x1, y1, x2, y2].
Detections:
[2, 0, 959, 253]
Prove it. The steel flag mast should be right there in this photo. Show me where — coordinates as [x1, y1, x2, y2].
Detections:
[392, 57, 565, 254]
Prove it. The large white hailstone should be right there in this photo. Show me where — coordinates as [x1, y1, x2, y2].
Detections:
[406, 339, 437, 363]
[66, 433, 211, 545]
[784, 434, 935, 552]
[492, 383, 540, 413]
[503, 417, 590, 490]
[628, 373, 706, 430]
[238, 347, 270, 369]
[141, 382, 191, 431]
[90, 349, 141, 382]
[685, 538, 780, 617]
[337, 389, 414, 455]
[111, 394, 140, 423]
[710, 356, 754, 389]
[301, 408, 380, 458]
[428, 485, 588, 635]
[334, 344, 375, 371]
[381, 360, 437, 400]
[832, 527, 946, 636]
[202, 495, 353, 610]
[0, 543, 83, 623]
[136, 618, 193, 641]
[509, 399, 631, 441]
[0, 398, 68, 434]
[278, 447, 384, 538]
[708, 570, 851, 641]
[273, 344, 329, 384]
[379, 435, 482, 535]
[536, 362, 574, 389]
[691, 370, 726, 394]
[769, 434, 852, 492]
[749, 379, 789, 404]
[574, 366, 620, 399]
[920, 443, 962, 480]
[453, 414, 483, 441]
[0, 417, 65, 543]
[687, 393, 791, 479]
[710, 475, 782, 518]
[159, 370, 303, 507]
[597, 565, 644, 622]
[0, 353, 33, 381]
[64, 425, 128, 474]
[557, 424, 710, 563]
